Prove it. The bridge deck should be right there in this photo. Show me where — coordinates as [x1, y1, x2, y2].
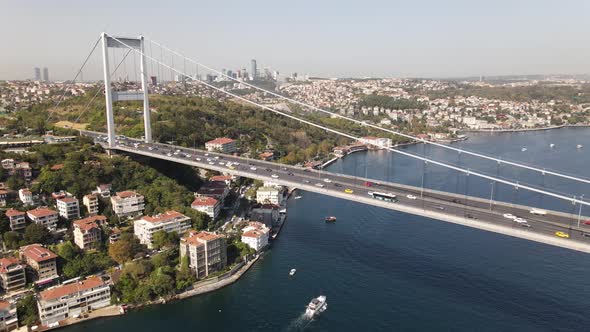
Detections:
[82, 131, 590, 253]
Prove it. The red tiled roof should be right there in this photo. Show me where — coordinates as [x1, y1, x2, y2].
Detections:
[191, 197, 218, 207]
[27, 207, 58, 218]
[20, 244, 57, 263]
[141, 211, 186, 223]
[5, 209, 25, 217]
[50, 164, 64, 171]
[0, 301, 11, 310]
[181, 230, 224, 246]
[242, 230, 263, 238]
[206, 137, 235, 145]
[0, 257, 22, 273]
[39, 276, 105, 301]
[57, 197, 78, 203]
[73, 218, 101, 232]
[0, 190, 8, 195]
[209, 175, 232, 182]
[115, 191, 140, 199]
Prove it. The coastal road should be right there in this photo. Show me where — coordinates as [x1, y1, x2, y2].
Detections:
[81, 131, 590, 253]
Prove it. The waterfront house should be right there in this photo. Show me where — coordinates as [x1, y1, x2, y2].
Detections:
[37, 276, 111, 326]
[180, 231, 227, 279]
[241, 222, 270, 252]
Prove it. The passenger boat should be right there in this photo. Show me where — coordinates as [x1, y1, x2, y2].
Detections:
[325, 216, 337, 222]
[305, 295, 327, 318]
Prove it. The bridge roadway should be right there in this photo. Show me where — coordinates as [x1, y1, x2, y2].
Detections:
[82, 131, 590, 253]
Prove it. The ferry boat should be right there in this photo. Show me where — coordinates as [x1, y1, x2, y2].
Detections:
[305, 295, 327, 318]
[289, 268, 297, 276]
[325, 216, 337, 222]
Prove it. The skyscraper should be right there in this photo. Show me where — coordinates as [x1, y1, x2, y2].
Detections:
[42, 67, 49, 82]
[33, 67, 41, 81]
[250, 59, 257, 80]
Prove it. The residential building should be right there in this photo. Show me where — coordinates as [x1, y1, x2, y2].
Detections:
[256, 186, 283, 205]
[19, 244, 59, 284]
[5, 209, 26, 231]
[18, 189, 33, 205]
[180, 231, 227, 279]
[134, 211, 191, 249]
[195, 182, 229, 203]
[95, 184, 112, 198]
[56, 197, 80, 220]
[241, 221, 270, 252]
[205, 137, 236, 153]
[359, 136, 392, 149]
[0, 190, 7, 207]
[110, 191, 144, 218]
[250, 204, 280, 229]
[109, 228, 121, 244]
[0, 257, 26, 293]
[73, 216, 106, 250]
[191, 197, 220, 220]
[26, 207, 58, 231]
[0, 301, 18, 331]
[82, 194, 99, 215]
[37, 276, 110, 326]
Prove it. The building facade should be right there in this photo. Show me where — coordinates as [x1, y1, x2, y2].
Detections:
[0, 301, 18, 332]
[18, 189, 33, 205]
[56, 197, 80, 220]
[133, 211, 191, 249]
[37, 276, 110, 326]
[180, 231, 227, 279]
[256, 186, 282, 205]
[73, 216, 106, 250]
[82, 194, 99, 215]
[5, 209, 26, 232]
[110, 191, 145, 218]
[0, 257, 26, 293]
[241, 221, 270, 252]
[19, 244, 59, 284]
[26, 207, 59, 231]
[204, 137, 236, 153]
[191, 197, 220, 220]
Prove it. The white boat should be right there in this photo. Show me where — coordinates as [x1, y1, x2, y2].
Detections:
[550, 143, 555, 148]
[305, 295, 327, 318]
[521, 147, 527, 152]
[289, 268, 296, 276]
[577, 144, 583, 149]
[294, 195, 303, 200]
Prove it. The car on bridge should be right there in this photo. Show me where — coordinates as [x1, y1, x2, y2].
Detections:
[503, 213, 516, 220]
[250, 166, 257, 171]
[514, 217, 527, 224]
[584, 220, 590, 226]
[344, 189, 354, 194]
[364, 181, 372, 187]
[315, 183, 325, 188]
[323, 178, 332, 183]
[555, 231, 569, 239]
[407, 195, 417, 200]
[271, 174, 279, 178]
[530, 208, 547, 216]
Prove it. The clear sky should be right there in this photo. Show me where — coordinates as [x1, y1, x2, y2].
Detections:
[1, 0, 589, 80]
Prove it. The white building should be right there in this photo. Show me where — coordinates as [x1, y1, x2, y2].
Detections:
[95, 184, 112, 198]
[191, 197, 220, 220]
[256, 186, 282, 205]
[204, 137, 236, 153]
[359, 136, 392, 149]
[83, 194, 99, 215]
[26, 207, 59, 231]
[0, 301, 18, 331]
[133, 211, 191, 249]
[110, 191, 145, 218]
[18, 188, 33, 205]
[180, 231, 227, 279]
[37, 276, 111, 326]
[241, 221, 270, 252]
[56, 197, 80, 220]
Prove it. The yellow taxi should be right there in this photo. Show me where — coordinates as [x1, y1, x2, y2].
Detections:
[555, 231, 569, 239]
[344, 188, 354, 194]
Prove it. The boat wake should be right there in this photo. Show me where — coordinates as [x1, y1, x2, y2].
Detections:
[283, 313, 314, 331]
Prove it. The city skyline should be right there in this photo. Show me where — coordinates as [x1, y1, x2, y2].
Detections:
[1, 0, 590, 81]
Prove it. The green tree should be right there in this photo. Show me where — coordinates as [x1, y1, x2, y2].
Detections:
[16, 295, 38, 326]
[3, 232, 21, 250]
[23, 223, 51, 244]
[108, 233, 143, 264]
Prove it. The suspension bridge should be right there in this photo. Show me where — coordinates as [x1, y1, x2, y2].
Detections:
[57, 33, 590, 253]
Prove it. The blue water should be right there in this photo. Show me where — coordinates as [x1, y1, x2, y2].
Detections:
[64, 128, 590, 332]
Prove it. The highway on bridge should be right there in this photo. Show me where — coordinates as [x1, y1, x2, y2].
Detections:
[82, 131, 590, 253]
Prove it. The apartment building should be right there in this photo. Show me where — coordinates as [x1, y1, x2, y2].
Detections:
[241, 221, 270, 252]
[56, 197, 80, 220]
[37, 276, 110, 326]
[204, 137, 236, 153]
[82, 194, 99, 215]
[26, 207, 59, 231]
[4, 209, 26, 231]
[180, 231, 227, 279]
[0, 301, 18, 332]
[255, 186, 283, 205]
[73, 216, 106, 250]
[19, 244, 59, 284]
[110, 191, 145, 218]
[18, 188, 33, 205]
[0, 190, 7, 207]
[134, 211, 191, 249]
[190, 197, 220, 220]
[0, 257, 26, 293]
[95, 184, 112, 198]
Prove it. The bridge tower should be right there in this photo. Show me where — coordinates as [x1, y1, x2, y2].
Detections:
[100, 32, 152, 148]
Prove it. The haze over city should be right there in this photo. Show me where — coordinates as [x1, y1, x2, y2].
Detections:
[1, 0, 590, 81]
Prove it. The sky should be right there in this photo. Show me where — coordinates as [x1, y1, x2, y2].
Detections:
[1, 0, 589, 80]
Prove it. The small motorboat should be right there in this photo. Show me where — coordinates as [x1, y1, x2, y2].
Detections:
[577, 144, 583, 149]
[521, 147, 527, 152]
[325, 216, 336, 222]
[289, 268, 296, 276]
[550, 143, 555, 148]
[294, 195, 303, 200]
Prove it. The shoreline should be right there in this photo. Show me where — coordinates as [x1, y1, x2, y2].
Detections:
[460, 124, 590, 134]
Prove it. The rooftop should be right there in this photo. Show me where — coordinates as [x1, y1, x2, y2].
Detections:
[39, 276, 105, 301]
[20, 244, 57, 263]
[26, 207, 58, 218]
[191, 196, 219, 207]
[0, 257, 22, 273]
[206, 137, 235, 145]
[141, 211, 187, 224]
[114, 190, 142, 199]
[181, 230, 224, 246]
[5, 209, 25, 217]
